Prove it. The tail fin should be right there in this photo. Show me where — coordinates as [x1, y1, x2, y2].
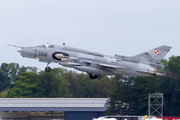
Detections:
[134, 45, 172, 63]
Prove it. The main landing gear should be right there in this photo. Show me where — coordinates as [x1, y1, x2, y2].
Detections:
[45, 63, 51, 72]
[89, 73, 98, 79]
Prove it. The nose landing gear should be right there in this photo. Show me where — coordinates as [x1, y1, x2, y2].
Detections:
[45, 67, 51, 72]
[45, 63, 51, 72]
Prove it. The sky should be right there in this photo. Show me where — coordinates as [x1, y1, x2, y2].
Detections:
[0, 0, 180, 71]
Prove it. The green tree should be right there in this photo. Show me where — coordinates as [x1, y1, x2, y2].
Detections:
[131, 56, 180, 116]
[39, 68, 65, 98]
[62, 71, 111, 98]
[107, 75, 136, 115]
[0, 87, 10, 98]
[159, 56, 180, 116]
[62, 71, 90, 98]
[18, 66, 38, 74]
[1, 63, 20, 83]
[165, 56, 180, 74]
[0, 63, 38, 83]
[133, 76, 160, 115]
[7, 72, 41, 98]
[0, 69, 10, 91]
[90, 76, 111, 98]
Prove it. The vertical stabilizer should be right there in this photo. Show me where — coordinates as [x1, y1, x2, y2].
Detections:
[134, 45, 172, 63]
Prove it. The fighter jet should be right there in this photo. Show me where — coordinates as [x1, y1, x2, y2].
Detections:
[7, 43, 172, 79]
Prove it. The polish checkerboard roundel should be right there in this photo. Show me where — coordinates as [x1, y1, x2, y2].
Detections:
[154, 49, 159, 55]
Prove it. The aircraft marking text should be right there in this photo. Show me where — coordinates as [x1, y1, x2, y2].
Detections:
[38, 51, 48, 57]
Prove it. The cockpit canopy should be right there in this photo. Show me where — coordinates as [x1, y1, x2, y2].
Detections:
[37, 43, 54, 48]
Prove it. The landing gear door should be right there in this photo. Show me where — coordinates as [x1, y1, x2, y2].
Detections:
[34, 49, 37, 58]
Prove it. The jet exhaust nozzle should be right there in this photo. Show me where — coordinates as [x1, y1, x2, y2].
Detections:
[155, 70, 180, 80]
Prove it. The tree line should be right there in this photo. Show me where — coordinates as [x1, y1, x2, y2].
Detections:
[0, 56, 180, 116]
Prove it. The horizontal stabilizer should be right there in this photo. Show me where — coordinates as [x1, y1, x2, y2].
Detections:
[149, 63, 164, 68]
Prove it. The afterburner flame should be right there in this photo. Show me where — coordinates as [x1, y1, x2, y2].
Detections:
[156, 70, 180, 80]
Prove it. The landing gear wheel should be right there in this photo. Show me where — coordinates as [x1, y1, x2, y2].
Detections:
[45, 67, 51, 72]
[89, 74, 98, 79]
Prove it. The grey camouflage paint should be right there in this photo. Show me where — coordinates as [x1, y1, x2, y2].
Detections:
[17, 43, 172, 78]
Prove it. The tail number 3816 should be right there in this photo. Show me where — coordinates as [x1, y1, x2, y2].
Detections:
[38, 51, 48, 57]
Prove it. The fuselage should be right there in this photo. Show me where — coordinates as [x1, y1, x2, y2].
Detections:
[18, 43, 157, 78]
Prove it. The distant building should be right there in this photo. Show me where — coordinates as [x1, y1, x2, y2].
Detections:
[0, 98, 109, 120]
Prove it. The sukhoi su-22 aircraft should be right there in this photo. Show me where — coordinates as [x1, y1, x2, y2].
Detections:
[8, 43, 172, 79]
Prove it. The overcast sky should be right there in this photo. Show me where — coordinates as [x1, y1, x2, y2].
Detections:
[0, 0, 180, 71]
